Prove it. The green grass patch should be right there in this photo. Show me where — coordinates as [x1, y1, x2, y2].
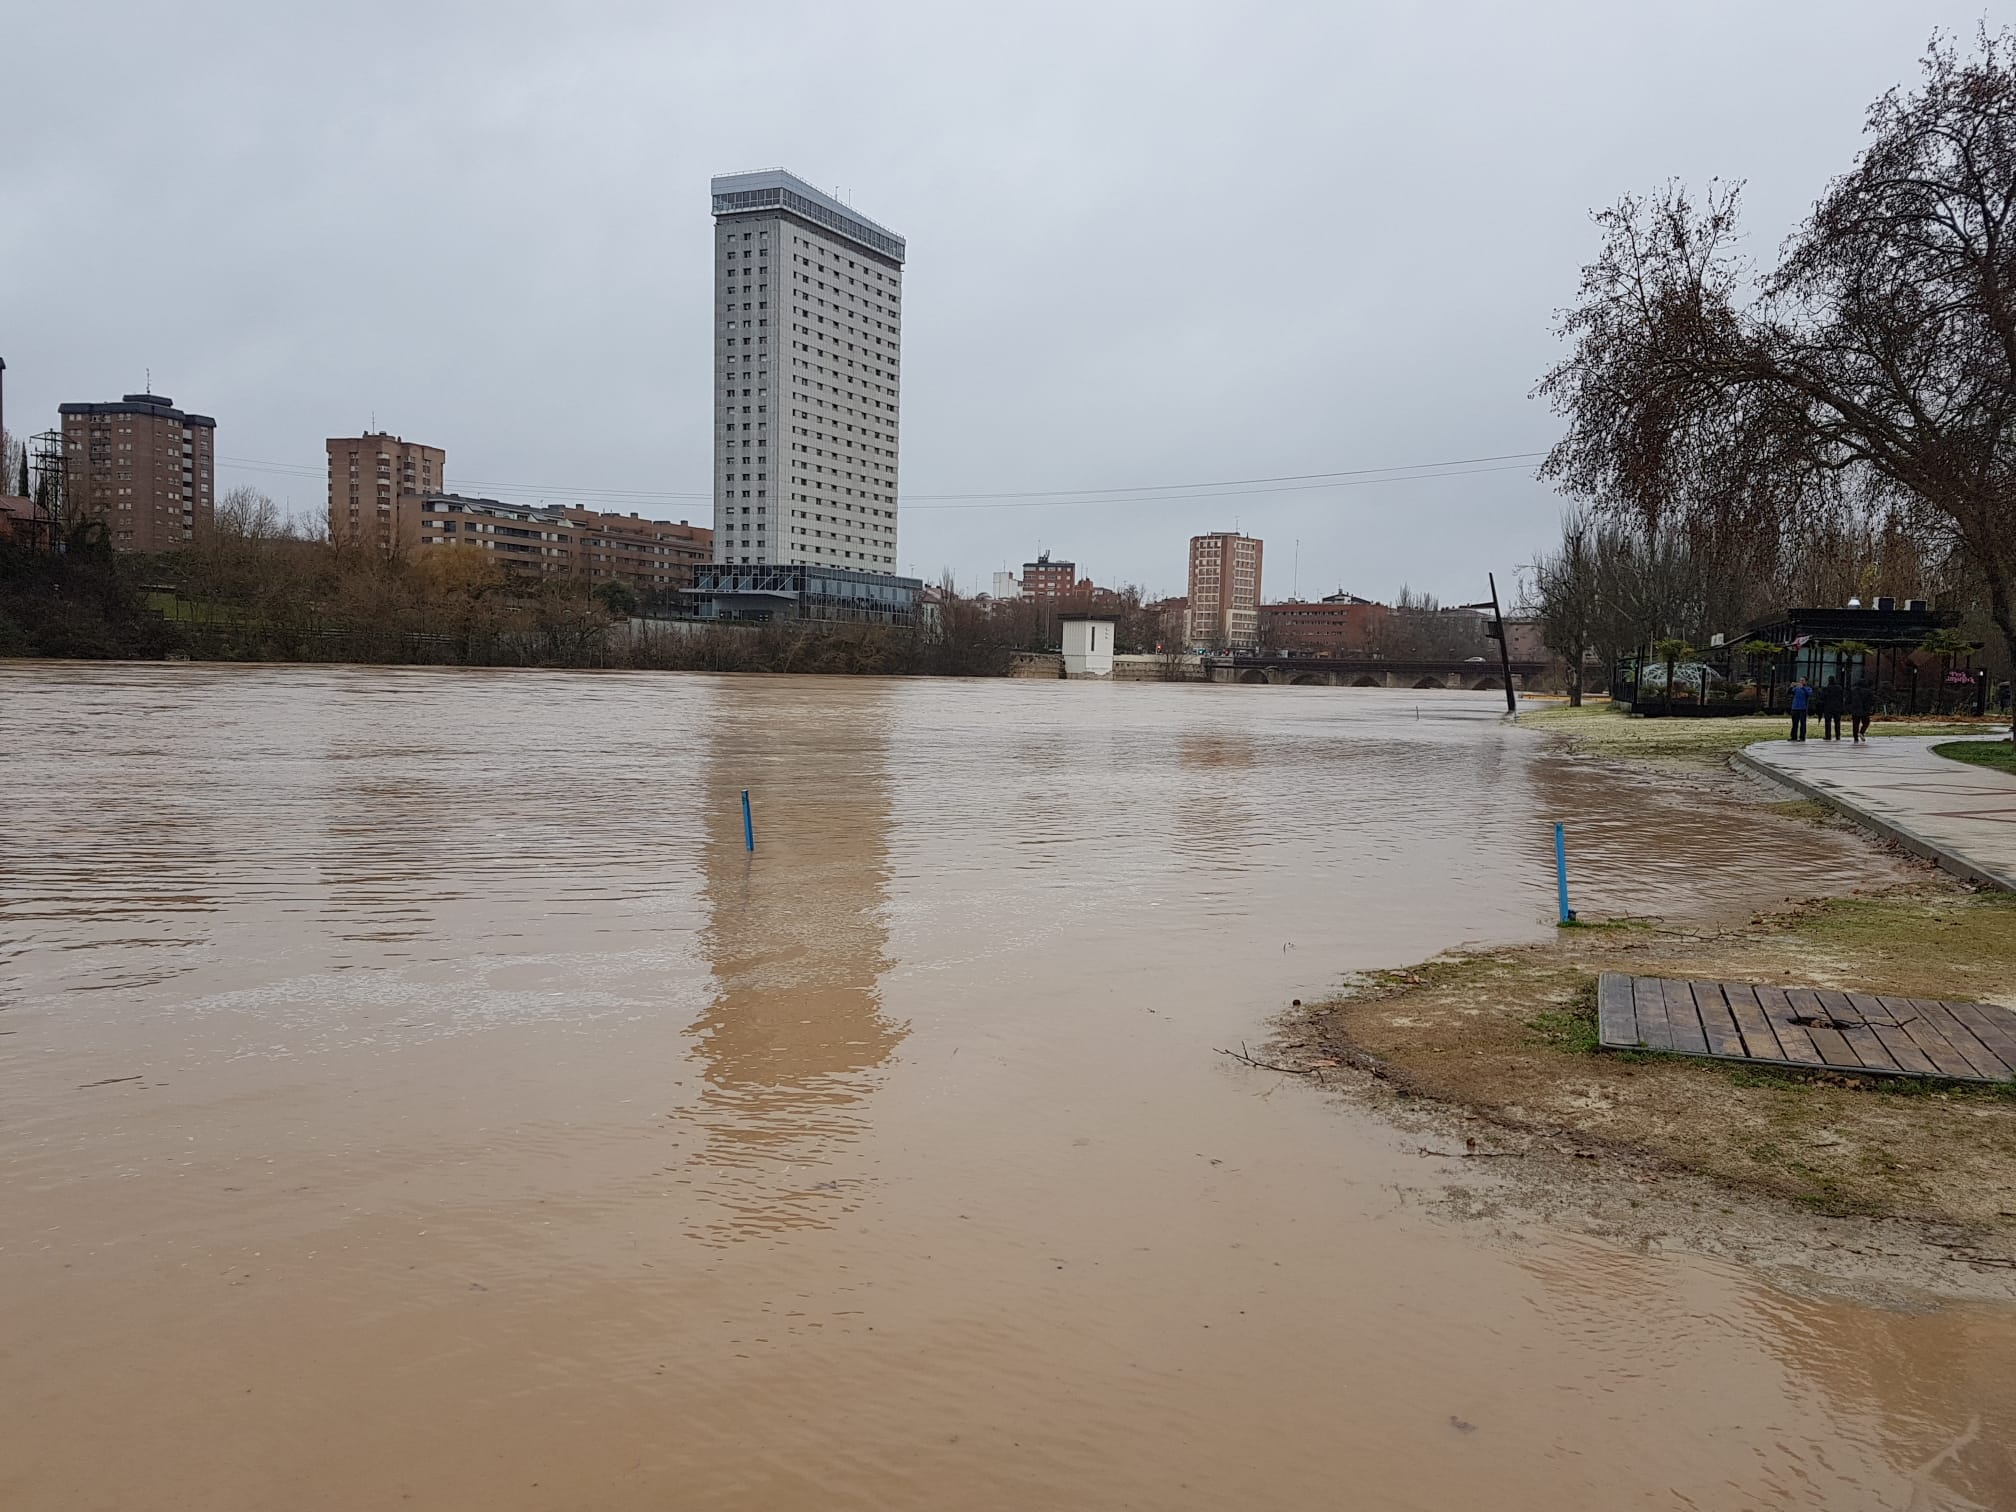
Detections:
[1935, 738, 2016, 775]
[1525, 979, 1604, 1053]
[1520, 702, 2001, 766]
[1726, 1067, 1813, 1091]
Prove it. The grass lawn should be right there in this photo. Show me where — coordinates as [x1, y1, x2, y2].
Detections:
[1936, 738, 2016, 775]
[1520, 700, 1999, 765]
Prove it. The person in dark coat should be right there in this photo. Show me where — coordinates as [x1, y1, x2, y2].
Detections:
[1849, 676, 1876, 741]
[1818, 676, 1845, 741]
[1789, 678, 1811, 741]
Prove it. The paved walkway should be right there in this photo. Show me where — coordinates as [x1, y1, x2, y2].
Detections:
[1735, 736, 2016, 891]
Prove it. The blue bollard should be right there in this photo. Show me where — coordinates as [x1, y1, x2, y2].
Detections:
[1554, 821, 1575, 924]
[742, 789, 755, 853]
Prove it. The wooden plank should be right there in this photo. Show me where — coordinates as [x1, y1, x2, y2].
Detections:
[1755, 985, 1825, 1066]
[1659, 978, 1711, 1056]
[1941, 999, 2016, 1078]
[1632, 976, 1672, 1051]
[1720, 982, 1787, 1062]
[1690, 982, 1747, 1060]
[1596, 972, 1639, 1049]
[1844, 993, 1939, 1077]
[1911, 998, 2015, 1081]
[1874, 995, 1980, 1080]
[1815, 988, 1901, 1074]
[1781, 989, 1861, 1069]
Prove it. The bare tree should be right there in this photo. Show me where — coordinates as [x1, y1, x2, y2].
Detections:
[1531, 510, 1598, 703]
[1538, 28, 2016, 735]
[1, 429, 25, 499]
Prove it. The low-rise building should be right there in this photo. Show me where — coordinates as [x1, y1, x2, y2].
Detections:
[1021, 551, 1079, 598]
[399, 494, 712, 594]
[1260, 592, 1388, 655]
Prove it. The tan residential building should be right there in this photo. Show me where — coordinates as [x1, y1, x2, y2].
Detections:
[1185, 532, 1264, 649]
[327, 432, 445, 551]
[1020, 551, 1081, 599]
[398, 493, 713, 594]
[58, 392, 216, 551]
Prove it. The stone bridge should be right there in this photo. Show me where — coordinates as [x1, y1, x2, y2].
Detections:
[1203, 655, 1547, 690]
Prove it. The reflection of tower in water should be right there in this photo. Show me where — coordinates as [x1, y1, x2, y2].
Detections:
[1174, 733, 1259, 884]
[686, 685, 905, 1240]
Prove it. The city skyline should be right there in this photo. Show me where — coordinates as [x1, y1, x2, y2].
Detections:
[2, 0, 1987, 602]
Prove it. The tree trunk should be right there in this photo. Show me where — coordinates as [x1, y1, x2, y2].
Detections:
[1985, 573, 2016, 740]
[1567, 650, 1583, 707]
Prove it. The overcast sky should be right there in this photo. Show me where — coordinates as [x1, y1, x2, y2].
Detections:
[2, 1, 1994, 601]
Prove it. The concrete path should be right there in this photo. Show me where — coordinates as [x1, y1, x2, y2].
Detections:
[1735, 736, 2016, 891]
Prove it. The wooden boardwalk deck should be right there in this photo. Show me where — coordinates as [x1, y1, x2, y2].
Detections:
[1595, 972, 2016, 1084]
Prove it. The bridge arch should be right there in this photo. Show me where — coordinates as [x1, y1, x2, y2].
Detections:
[1350, 675, 1382, 688]
[1411, 676, 1445, 689]
[1288, 672, 1326, 686]
[1469, 678, 1500, 691]
[1237, 669, 1270, 685]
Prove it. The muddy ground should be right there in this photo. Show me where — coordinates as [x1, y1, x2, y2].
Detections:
[1272, 710, 2016, 1304]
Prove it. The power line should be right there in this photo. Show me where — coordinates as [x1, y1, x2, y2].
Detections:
[215, 447, 1548, 514]
[907, 459, 1532, 512]
[907, 451, 1546, 502]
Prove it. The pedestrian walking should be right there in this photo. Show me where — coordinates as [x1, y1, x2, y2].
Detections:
[1849, 675, 1876, 741]
[1818, 676, 1845, 741]
[1789, 678, 1811, 742]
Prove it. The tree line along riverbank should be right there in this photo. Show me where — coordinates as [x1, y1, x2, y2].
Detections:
[0, 521, 1024, 676]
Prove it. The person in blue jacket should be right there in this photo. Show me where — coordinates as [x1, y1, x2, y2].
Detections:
[1789, 678, 1812, 742]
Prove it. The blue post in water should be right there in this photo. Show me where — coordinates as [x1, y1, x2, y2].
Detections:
[741, 790, 755, 853]
[1554, 821, 1575, 924]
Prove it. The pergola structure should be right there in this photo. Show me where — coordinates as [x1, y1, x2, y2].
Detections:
[1613, 603, 1981, 716]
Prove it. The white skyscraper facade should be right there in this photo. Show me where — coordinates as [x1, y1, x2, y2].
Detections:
[710, 169, 905, 571]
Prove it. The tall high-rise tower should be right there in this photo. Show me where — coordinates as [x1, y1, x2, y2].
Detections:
[326, 432, 445, 552]
[58, 392, 215, 551]
[710, 169, 905, 571]
[1186, 532, 1265, 650]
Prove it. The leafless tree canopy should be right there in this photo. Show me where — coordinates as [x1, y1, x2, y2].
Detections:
[1536, 28, 2016, 697]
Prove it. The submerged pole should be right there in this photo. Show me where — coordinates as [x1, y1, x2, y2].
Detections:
[1488, 572, 1516, 716]
[741, 790, 755, 853]
[1554, 822, 1575, 925]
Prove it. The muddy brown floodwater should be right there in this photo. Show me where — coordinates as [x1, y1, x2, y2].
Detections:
[3, 664, 2013, 1510]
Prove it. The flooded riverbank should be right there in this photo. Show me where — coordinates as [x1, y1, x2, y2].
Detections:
[3, 663, 2011, 1509]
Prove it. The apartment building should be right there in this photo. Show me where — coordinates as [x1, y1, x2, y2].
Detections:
[1185, 532, 1264, 650]
[399, 494, 711, 592]
[710, 168, 904, 572]
[1260, 592, 1386, 655]
[1020, 552, 1080, 598]
[57, 392, 215, 551]
[327, 433, 445, 551]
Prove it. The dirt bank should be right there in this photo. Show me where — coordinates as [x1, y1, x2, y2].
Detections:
[1265, 706, 2016, 1300]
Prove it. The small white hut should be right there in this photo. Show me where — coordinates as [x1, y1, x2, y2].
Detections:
[1060, 615, 1116, 678]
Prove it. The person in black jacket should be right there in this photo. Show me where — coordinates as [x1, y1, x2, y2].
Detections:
[1818, 675, 1845, 740]
[1849, 676, 1876, 741]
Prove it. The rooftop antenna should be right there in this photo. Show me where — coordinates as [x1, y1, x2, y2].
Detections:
[145, 366, 151, 393]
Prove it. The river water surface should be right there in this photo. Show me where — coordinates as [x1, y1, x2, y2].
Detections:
[2, 664, 2012, 1509]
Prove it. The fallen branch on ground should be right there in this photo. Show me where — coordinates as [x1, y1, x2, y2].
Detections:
[1217, 1043, 1318, 1075]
